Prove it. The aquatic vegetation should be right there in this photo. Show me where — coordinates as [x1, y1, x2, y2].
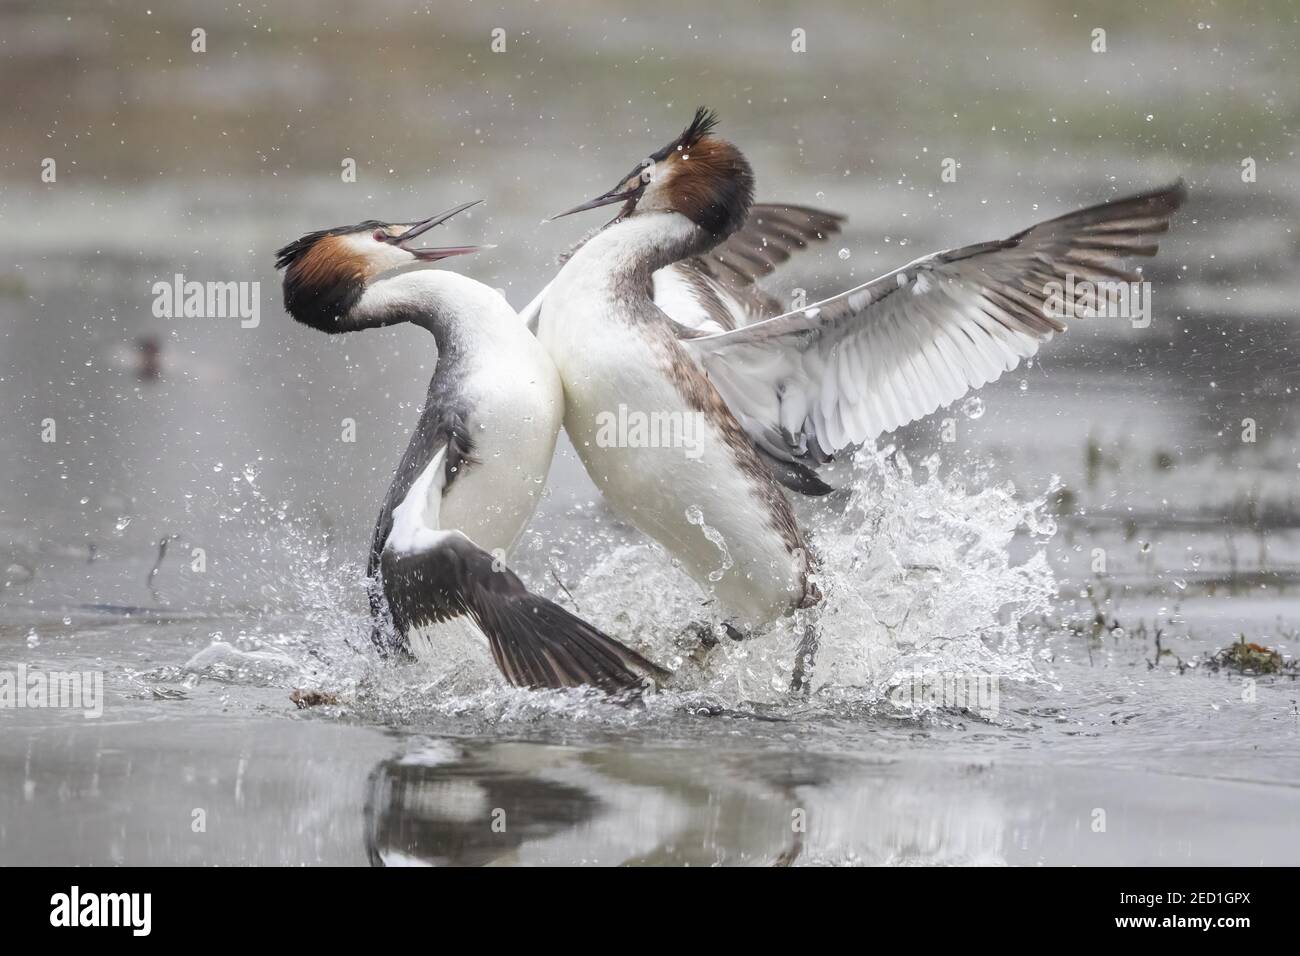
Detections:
[290, 688, 340, 708]
[1206, 636, 1292, 676]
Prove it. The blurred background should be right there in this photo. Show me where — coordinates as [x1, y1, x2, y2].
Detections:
[1, 0, 1298, 865]
[1, 0, 1296, 609]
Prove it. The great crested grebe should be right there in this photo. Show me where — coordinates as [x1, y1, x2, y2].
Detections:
[275, 201, 665, 693]
[541, 108, 1186, 684]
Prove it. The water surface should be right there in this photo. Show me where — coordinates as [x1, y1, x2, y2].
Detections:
[2, 0, 1298, 866]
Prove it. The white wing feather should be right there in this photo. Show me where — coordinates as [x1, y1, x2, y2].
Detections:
[685, 181, 1187, 465]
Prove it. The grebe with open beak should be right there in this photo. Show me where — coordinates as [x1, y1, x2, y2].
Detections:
[540, 108, 1186, 686]
[275, 202, 666, 693]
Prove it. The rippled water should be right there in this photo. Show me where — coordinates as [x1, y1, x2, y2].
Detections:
[2, 0, 1299, 865]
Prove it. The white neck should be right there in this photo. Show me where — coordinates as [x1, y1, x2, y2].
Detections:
[562, 212, 704, 287]
[353, 269, 516, 360]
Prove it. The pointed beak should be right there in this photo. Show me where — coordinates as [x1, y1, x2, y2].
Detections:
[390, 199, 490, 260]
[549, 187, 639, 222]
[409, 244, 491, 262]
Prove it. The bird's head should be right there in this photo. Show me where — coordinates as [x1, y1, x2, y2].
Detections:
[552, 107, 754, 242]
[274, 200, 486, 333]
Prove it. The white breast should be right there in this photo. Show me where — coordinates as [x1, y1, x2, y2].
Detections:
[539, 224, 803, 626]
[378, 276, 565, 673]
[438, 338, 563, 557]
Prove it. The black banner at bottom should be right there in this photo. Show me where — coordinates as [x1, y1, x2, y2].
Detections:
[2, 866, 1279, 940]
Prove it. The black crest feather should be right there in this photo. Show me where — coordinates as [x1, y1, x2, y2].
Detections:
[648, 107, 722, 165]
[274, 220, 384, 271]
[681, 106, 719, 147]
[274, 219, 388, 333]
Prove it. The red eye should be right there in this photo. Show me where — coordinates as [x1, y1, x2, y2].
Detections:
[373, 230, 388, 242]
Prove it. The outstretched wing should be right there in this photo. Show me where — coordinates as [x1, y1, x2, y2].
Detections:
[657, 203, 846, 333]
[521, 203, 845, 335]
[686, 181, 1188, 466]
[383, 531, 667, 693]
[379, 446, 667, 694]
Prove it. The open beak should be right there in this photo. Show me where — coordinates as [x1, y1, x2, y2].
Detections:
[390, 199, 490, 261]
[549, 187, 639, 222]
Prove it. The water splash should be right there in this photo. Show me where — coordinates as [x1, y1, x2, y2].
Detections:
[797, 446, 1056, 699]
[685, 505, 734, 582]
[571, 444, 1057, 709]
[162, 444, 1058, 727]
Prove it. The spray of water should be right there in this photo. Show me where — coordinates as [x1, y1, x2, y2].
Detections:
[574, 445, 1058, 710]
[171, 444, 1059, 725]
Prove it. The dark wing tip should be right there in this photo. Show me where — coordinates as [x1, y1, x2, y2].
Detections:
[1154, 177, 1189, 211]
[489, 597, 670, 695]
[757, 446, 836, 495]
[1122, 177, 1189, 218]
[754, 202, 849, 229]
[382, 533, 668, 696]
[1013, 179, 1190, 244]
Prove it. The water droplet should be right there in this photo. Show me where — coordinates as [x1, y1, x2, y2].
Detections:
[1173, 577, 1187, 590]
[838, 248, 850, 260]
[960, 396, 985, 419]
[5, 564, 32, 586]
[684, 506, 733, 581]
